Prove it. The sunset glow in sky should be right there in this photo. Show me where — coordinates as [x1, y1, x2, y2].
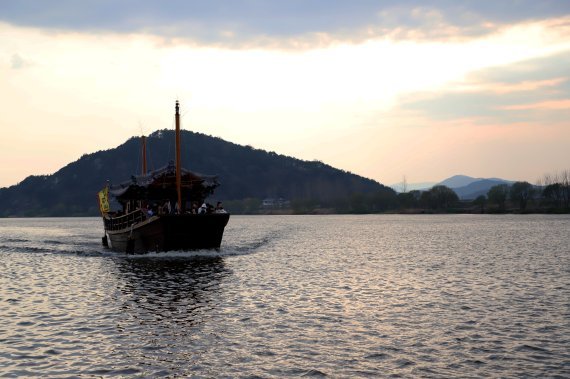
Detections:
[1, 1, 569, 188]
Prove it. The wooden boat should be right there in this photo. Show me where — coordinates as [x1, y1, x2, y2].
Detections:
[98, 101, 230, 253]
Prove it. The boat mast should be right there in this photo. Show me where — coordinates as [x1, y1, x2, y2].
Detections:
[175, 100, 182, 212]
[141, 135, 147, 175]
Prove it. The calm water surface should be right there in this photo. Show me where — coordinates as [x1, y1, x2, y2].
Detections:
[0, 215, 569, 378]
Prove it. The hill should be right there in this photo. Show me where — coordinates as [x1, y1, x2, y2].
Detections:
[397, 175, 512, 194]
[436, 175, 514, 199]
[0, 130, 395, 217]
[437, 175, 479, 188]
[452, 178, 514, 200]
[393, 174, 514, 199]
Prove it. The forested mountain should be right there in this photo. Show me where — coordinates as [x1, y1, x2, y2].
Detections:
[0, 130, 395, 216]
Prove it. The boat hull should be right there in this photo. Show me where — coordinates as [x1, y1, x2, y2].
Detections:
[105, 213, 230, 253]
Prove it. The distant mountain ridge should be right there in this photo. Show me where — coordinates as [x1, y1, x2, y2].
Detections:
[436, 175, 513, 199]
[395, 174, 514, 199]
[438, 175, 480, 188]
[0, 130, 394, 217]
[451, 179, 514, 199]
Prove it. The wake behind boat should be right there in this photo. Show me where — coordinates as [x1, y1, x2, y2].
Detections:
[98, 101, 230, 254]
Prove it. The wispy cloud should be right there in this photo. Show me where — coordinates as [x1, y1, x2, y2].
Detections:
[501, 99, 570, 110]
[1, 1, 568, 47]
[400, 50, 570, 124]
[462, 78, 567, 95]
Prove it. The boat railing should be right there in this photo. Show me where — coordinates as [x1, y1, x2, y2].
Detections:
[104, 209, 146, 231]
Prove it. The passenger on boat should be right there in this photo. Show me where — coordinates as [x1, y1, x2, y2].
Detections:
[215, 202, 227, 214]
[161, 201, 171, 215]
[198, 203, 207, 214]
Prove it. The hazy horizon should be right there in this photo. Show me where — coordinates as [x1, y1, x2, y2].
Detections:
[1, 1, 569, 188]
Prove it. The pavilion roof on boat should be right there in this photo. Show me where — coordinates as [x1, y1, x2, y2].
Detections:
[109, 162, 219, 202]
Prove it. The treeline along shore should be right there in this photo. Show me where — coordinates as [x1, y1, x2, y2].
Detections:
[227, 174, 570, 215]
[391, 174, 570, 215]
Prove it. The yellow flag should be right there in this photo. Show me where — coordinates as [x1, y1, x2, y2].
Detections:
[98, 187, 110, 214]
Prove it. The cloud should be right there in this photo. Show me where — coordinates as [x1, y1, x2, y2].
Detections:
[467, 78, 567, 95]
[399, 50, 570, 124]
[501, 99, 570, 110]
[0, 0, 568, 47]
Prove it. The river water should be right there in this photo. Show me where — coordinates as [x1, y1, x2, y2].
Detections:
[0, 215, 569, 378]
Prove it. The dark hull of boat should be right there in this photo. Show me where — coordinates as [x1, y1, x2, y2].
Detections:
[105, 213, 230, 254]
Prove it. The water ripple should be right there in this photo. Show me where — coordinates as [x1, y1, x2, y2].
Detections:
[0, 215, 569, 377]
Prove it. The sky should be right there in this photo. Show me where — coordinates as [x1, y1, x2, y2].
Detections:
[1, 0, 569, 188]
